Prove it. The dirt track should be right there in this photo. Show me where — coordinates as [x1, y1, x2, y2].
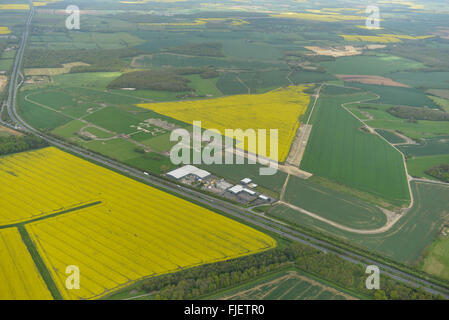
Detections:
[286, 124, 312, 167]
[0, 75, 7, 92]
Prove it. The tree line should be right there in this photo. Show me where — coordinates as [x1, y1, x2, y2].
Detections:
[163, 42, 225, 57]
[24, 48, 140, 72]
[0, 134, 48, 156]
[426, 164, 449, 183]
[387, 106, 449, 122]
[132, 243, 442, 300]
[107, 67, 218, 92]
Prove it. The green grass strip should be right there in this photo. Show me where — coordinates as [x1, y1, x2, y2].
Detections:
[18, 225, 63, 300]
[0, 201, 102, 229]
[3, 201, 101, 300]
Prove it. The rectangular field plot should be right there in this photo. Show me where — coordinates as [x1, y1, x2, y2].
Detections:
[2, 147, 275, 300]
[319, 54, 425, 76]
[283, 176, 387, 230]
[269, 182, 449, 265]
[217, 270, 355, 300]
[0, 150, 101, 225]
[300, 94, 410, 205]
[138, 86, 311, 162]
[0, 228, 52, 300]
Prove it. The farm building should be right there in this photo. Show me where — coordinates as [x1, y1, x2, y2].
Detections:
[228, 185, 257, 196]
[228, 185, 244, 195]
[166, 165, 211, 180]
[241, 178, 252, 185]
[216, 180, 233, 191]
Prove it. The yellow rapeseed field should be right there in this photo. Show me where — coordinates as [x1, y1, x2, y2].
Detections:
[0, 4, 30, 10]
[0, 228, 52, 300]
[1, 147, 275, 299]
[271, 12, 364, 22]
[32, 1, 63, 7]
[340, 34, 434, 43]
[0, 150, 102, 225]
[138, 86, 311, 162]
[139, 17, 249, 27]
[0, 27, 10, 35]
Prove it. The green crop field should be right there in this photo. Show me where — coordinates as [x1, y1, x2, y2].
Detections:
[319, 54, 425, 76]
[51, 120, 86, 139]
[347, 103, 449, 139]
[216, 73, 249, 95]
[375, 129, 405, 144]
[422, 234, 449, 281]
[25, 90, 100, 118]
[399, 136, 449, 157]
[429, 96, 449, 113]
[82, 138, 142, 162]
[18, 93, 72, 130]
[52, 72, 122, 88]
[290, 70, 336, 84]
[83, 126, 115, 139]
[407, 154, 449, 180]
[149, 53, 281, 70]
[300, 93, 410, 205]
[269, 182, 449, 265]
[83, 107, 144, 134]
[429, 90, 449, 102]
[350, 84, 439, 109]
[238, 70, 290, 93]
[125, 153, 177, 174]
[367, 119, 449, 140]
[184, 74, 223, 97]
[283, 176, 387, 230]
[213, 270, 354, 300]
[390, 72, 449, 90]
[63, 87, 144, 106]
[0, 58, 13, 71]
[30, 31, 145, 50]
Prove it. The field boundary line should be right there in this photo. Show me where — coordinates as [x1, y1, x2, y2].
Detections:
[18, 225, 63, 300]
[278, 200, 400, 235]
[340, 95, 414, 210]
[280, 85, 413, 234]
[0, 200, 102, 229]
[24, 92, 76, 120]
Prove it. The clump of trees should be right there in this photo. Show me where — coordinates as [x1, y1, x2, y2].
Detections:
[387, 106, 449, 121]
[171, 66, 219, 78]
[0, 134, 48, 156]
[133, 243, 441, 300]
[163, 42, 225, 57]
[107, 66, 219, 92]
[24, 48, 140, 72]
[426, 164, 449, 182]
[108, 70, 192, 92]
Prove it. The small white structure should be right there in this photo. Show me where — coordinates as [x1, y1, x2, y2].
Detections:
[228, 185, 244, 194]
[241, 178, 252, 185]
[249, 183, 258, 189]
[216, 180, 233, 191]
[228, 185, 257, 197]
[259, 195, 269, 201]
[243, 188, 256, 196]
[167, 165, 211, 180]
